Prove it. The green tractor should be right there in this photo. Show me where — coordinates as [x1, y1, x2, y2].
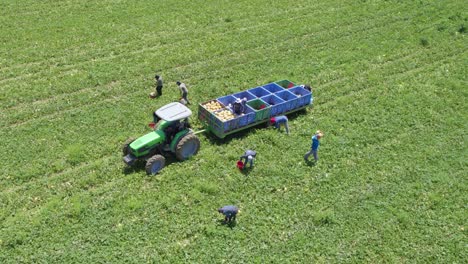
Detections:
[123, 102, 201, 175]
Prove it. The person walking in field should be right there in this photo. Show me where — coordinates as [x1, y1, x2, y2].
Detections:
[155, 75, 163, 96]
[304, 130, 324, 162]
[270, 115, 290, 135]
[176, 81, 190, 105]
[150, 75, 163, 98]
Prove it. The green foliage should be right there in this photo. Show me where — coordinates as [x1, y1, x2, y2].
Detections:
[64, 144, 87, 165]
[312, 209, 335, 226]
[458, 24, 466, 34]
[420, 37, 429, 47]
[0, 0, 466, 263]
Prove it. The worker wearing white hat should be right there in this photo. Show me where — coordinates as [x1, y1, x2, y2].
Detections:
[229, 97, 247, 115]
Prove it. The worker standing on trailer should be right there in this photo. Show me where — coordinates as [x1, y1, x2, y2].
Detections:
[270, 115, 290, 135]
[229, 97, 247, 115]
[304, 130, 324, 162]
[176, 81, 190, 105]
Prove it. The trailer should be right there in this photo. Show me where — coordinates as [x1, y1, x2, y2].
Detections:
[198, 80, 313, 138]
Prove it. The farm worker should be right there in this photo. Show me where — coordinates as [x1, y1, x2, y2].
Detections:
[150, 75, 163, 98]
[155, 75, 163, 96]
[218, 205, 239, 223]
[229, 97, 247, 115]
[240, 150, 256, 169]
[176, 81, 190, 105]
[304, 130, 324, 162]
[270, 115, 290, 135]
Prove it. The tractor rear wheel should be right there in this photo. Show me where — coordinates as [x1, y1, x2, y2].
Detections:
[145, 155, 166, 175]
[123, 137, 136, 156]
[175, 133, 200, 161]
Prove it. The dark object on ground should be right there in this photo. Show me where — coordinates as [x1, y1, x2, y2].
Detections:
[218, 205, 239, 223]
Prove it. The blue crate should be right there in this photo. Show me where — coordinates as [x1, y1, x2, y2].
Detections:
[212, 117, 238, 133]
[260, 94, 286, 116]
[288, 86, 312, 107]
[217, 95, 237, 108]
[198, 102, 210, 122]
[262, 83, 284, 93]
[232, 90, 256, 101]
[198, 108, 209, 122]
[212, 108, 239, 132]
[246, 98, 270, 121]
[199, 100, 227, 125]
[209, 122, 224, 138]
[236, 104, 255, 127]
[248, 87, 271, 98]
[275, 90, 299, 112]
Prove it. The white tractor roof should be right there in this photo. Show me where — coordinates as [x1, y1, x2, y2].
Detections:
[155, 102, 192, 121]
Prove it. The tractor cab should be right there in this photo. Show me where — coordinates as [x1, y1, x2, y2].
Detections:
[153, 102, 192, 143]
[153, 102, 192, 128]
[155, 101, 192, 122]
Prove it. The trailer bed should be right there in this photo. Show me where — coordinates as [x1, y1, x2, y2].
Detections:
[198, 80, 313, 138]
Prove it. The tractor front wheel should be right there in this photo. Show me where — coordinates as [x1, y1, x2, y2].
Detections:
[123, 137, 136, 156]
[175, 133, 200, 161]
[145, 155, 166, 175]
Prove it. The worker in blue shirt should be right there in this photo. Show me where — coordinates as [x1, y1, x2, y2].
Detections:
[304, 130, 324, 162]
[240, 150, 256, 169]
[218, 205, 239, 223]
[270, 115, 290, 135]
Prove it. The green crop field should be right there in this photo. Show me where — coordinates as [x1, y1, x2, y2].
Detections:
[0, 0, 466, 262]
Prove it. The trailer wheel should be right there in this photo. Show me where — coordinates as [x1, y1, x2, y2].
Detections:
[175, 134, 200, 161]
[145, 155, 166, 175]
[122, 137, 136, 156]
